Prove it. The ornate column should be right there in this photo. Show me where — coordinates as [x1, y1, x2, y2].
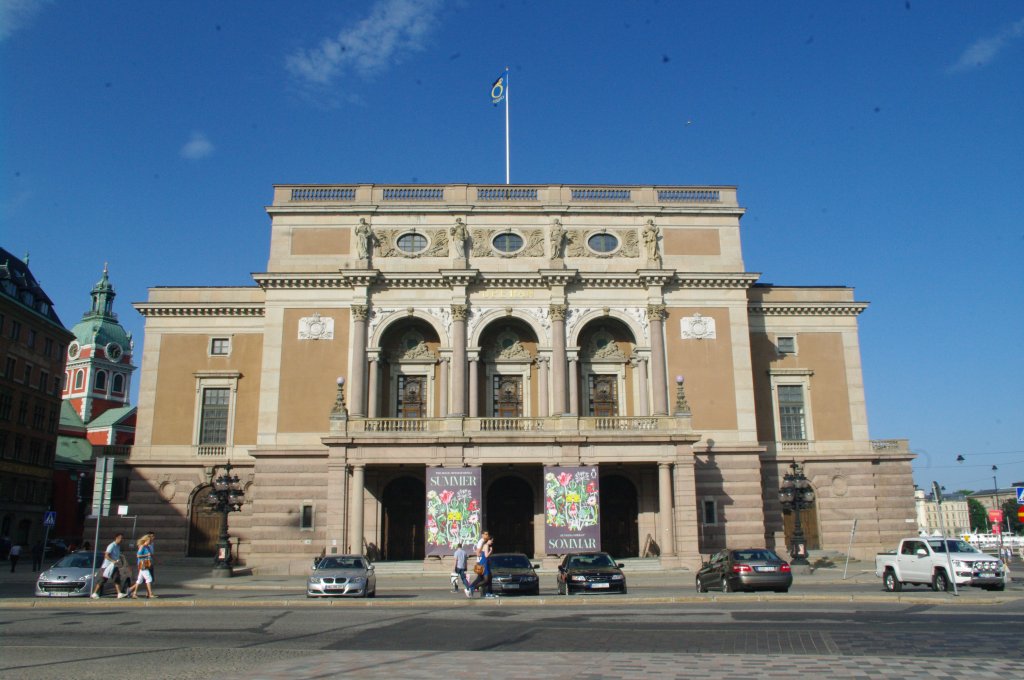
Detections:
[326, 458, 348, 556]
[349, 464, 365, 554]
[658, 462, 675, 556]
[636, 357, 650, 417]
[550, 304, 568, 415]
[537, 357, 549, 418]
[451, 304, 468, 415]
[648, 304, 668, 416]
[438, 356, 449, 417]
[468, 350, 480, 418]
[568, 351, 580, 416]
[367, 350, 380, 418]
[349, 305, 369, 417]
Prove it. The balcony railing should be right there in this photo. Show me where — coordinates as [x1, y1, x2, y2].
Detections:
[196, 445, 227, 457]
[345, 415, 688, 435]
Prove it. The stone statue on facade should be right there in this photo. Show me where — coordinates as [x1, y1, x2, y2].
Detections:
[450, 218, 468, 261]
[355, 218, 374, 261]
[643, 219, 660, 263]
[550, 219, 566, 260]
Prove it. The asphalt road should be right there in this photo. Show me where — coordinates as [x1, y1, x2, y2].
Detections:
[2, 599, 1023, 679]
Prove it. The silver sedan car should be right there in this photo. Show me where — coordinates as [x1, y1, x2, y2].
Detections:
[35, 552, 105, 597]
[306, 555, 376, 598]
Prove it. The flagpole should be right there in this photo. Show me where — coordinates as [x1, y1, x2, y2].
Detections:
[504, 67, 510, 185]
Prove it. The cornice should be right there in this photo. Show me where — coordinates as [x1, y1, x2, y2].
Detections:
[748, 302, 868, 316]
[675, 273, 761, 289]
[134, 304, 265, 318]
[253, 273, 349, 290]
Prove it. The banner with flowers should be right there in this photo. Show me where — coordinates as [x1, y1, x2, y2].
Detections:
[425, 467, 482, 556]
[543, 466, 601, 553]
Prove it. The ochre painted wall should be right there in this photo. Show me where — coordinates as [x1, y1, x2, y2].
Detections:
[662, 228, 721, 257]
[277, 308, 351, 432]
[150, 334, 263, 445]
[664, 308, 737, 430]
[290, 228, 350, 256]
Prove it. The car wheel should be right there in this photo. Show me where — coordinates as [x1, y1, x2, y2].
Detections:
[621, 585, 627, 595]
[989, 583, 1006, 592]
[774, 588, 789, 594]
[721, 576, 733, 593]
[883, 569, 902, 592]
[696, 577, 707, 593]
[932, 570, 951, 593]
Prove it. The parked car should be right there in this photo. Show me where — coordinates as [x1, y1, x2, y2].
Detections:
[556, 552, 627, 595]
[875, 537, 1004, 592]
[306, 555, 376, 598]
[488, 552, 540, 595]
[35, 552, 105, 597]
[696, 548, 792, 593]
[43, 539, 68, 559]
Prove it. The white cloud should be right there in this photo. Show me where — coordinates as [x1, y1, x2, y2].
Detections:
[0, 0, 53, 43]
[286, 0, 442, 86]
[947, 16, 1024, 74]
[180, 132, 214, 160]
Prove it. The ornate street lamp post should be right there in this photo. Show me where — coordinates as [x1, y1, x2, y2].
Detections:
[207, 462, 245, 576]
[778, 461, 815, 566]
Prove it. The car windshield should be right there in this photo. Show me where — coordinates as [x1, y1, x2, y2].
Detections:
[928, 540, 979, 554]
[317, 557, 365, 570]
[731, 549, 782, 562]
[53, 553, 103, 569]
[489, 554, 532, 569]
[567, 554, 616, 568]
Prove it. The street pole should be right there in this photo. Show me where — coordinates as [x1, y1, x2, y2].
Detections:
[843, 518, 858, 580]
[933, 481, 958, 595]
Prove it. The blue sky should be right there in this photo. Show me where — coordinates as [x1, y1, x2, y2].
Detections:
[2, 0, 1022, 495]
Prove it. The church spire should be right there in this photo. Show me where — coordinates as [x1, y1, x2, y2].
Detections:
[89, 262, 117, 318]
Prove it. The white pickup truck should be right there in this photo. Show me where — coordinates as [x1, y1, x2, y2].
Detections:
[875, 537, 1005, 592]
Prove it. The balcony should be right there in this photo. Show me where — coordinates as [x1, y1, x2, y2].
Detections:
[334, 414, 692, 439]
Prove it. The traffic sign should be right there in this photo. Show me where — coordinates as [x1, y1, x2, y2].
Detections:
[43, 511, 56, 527]
[1017, 487, 1024, 504]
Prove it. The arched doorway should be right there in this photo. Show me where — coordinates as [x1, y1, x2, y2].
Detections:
[485, 476, 534, 555]
[188, 486, 219, 557]
[382, 476, 425, 561]
[782, 505, 820, 551]
[600, 475, 639, 558]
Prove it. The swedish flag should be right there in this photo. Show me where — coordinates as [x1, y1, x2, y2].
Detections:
[491, 69, 508, 105]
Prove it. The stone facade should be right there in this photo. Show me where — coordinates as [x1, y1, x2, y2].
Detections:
[125, 184, 915, 572]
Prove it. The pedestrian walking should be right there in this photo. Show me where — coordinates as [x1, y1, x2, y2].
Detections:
[128, 535, 156, 599]
[91, 533, 127, 599]
[466, 536, 494, 598]
[143, 532, 156, 579]
[8, 543, 21, 572]
[31, 540, 43, 571]
[452, 543, 469, 592]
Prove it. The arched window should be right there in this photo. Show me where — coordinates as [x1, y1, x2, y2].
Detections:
[113, 374, 125, 393]
[74, 370, 84, 390]
[94, 371, 107, 391]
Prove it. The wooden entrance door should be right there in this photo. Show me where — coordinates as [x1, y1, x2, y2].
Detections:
[600, 475, 639, 558]
[188, 487, 219, 557]
[486, 476, 534, 555]
[382, 477, 424, 561]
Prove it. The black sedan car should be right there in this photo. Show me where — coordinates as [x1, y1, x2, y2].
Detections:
[696, 548, 792, 593]
[487, 553, 540, 595]
[556, 552, 626, 595]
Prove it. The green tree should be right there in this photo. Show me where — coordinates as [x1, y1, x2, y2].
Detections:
[967, 498, 988, 532]
[1000, 498, 1022, 535]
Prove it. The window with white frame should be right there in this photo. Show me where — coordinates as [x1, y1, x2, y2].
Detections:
[193, 371, 240, 452]
[210, 337, 231, 356]
[776, 335, 797, 354]
[777, 385, 807, 441]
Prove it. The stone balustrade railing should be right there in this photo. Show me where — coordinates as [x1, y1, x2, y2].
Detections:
[345, 415, 690, 435]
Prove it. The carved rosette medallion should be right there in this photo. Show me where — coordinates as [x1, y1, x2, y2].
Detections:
[680, 313, 716, 340]
[298, 312, 334, 340]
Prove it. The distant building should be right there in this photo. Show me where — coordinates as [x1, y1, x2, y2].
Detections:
[914, 488, 970, 535]
[0, 249, 74, 549]
[968, 486, 1021, 513]
[125, 183, 916, 569]
[55, 266, 136, 541]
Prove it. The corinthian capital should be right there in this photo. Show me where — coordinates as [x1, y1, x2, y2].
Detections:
[550, 304, 567, 321]
[351, 304, 370, 321]
[647, 304, 667, 322]
[451, 304, 469, 321]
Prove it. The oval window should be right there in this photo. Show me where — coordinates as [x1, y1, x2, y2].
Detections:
[396, 233, 428, 254]
[588, 232, 618, 253]
[492, 232, 523, 253]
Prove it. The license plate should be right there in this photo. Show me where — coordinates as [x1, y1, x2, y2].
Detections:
[502, 583, 519, 589]
[50, 592, 71, 597]
[590, 583, 609, 589]
[756, 566, 777, 572]
[326, 585, 346, 590]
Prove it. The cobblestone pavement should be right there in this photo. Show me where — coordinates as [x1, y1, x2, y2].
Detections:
[244, 651, 1024, 679]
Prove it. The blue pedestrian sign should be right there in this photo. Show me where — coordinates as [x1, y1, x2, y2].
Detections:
[43, 510, 56, 526]
[1016, 487, 1024, 504]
